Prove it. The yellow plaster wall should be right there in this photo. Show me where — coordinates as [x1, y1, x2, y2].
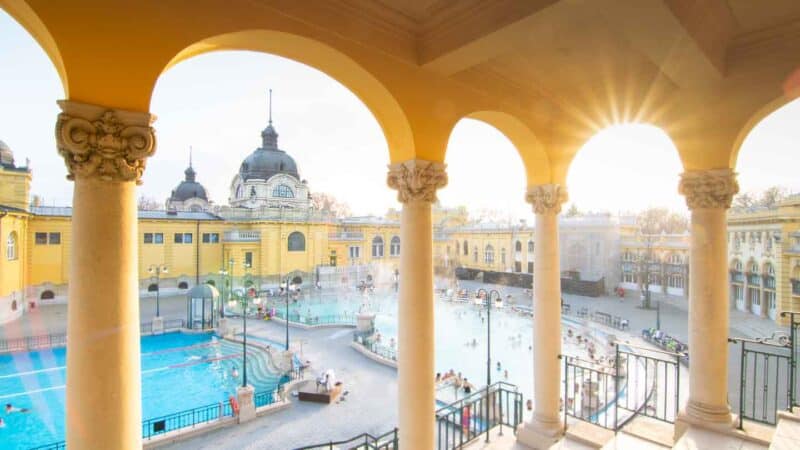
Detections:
[0, 169, 31, 211]
[0, 212, 27, 298]
[27, 216, 70, 286]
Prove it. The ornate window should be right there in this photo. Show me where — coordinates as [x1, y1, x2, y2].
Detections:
[288, 231, 305, 252]
[250, 186, 257, 198]
[515, 241, 522, 252]
[473, 246, 478, 262]
[390, 236, 400, 256]
[463, 240, 468, 256]
[484, 245, 494, 264]
[236, 184, 243, 199]
[528, 240, 534, 253]
[372, 236, 384, 258]
[500, 248, 506, 265]
[6, 232, 17, 260]
[272, 184, 294, 198]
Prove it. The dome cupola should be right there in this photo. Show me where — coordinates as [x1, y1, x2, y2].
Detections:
[238, 90, 300, 182]
[169, 149, 208, 202]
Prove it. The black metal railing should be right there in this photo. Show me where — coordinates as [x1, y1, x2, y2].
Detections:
[435, 382, 523, 449]
[729, 336, 792, 428]
[142, 401, 232, 440]
[353, 332, 397, 361]
[563, 356, 617, 430]
[563, 343, 681, 433]
[786, 311, 800, 408]
[28, 443, 66, 450]
[163, 318, 185, 330]
[254, 387, 281, 408]
[272, 310, 356, 326]
[0, 333, 67, 353]
[294, 428, 399, 450]
[140, 321, 153, 334]
[614, 343, 681, 427]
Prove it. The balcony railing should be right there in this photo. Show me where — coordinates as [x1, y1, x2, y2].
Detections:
[328, 231, 364, 241]
[295, 428, 399, 450]
[223, 230, 261, 242]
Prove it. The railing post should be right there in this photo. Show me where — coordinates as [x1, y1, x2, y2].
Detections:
[788, 312, 797, 408]
[563, 356, 568, 431]
[738, 339, 745, 430]
[614, 344, 620, 432]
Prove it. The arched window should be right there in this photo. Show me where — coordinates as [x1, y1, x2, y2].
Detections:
[147, 283, 159, 292]
[40, 290, 55, 300]
[390, 236, 400, 256]
[236, 184, 243, 199]
[484, 245, 494, 264]
[288, 231, 306, 251]
[272, 184, 294, 198]
[500, 248, 506, 265]
[528, 240, 534, 253]
[11, 300, 17, 311]
[515, 241, 522, 252]
[250, 186, 257, 198]
[205, 279, 216, 286]
[473, 246, 478, 262]
[734, 260, 743, 272]
[178, 281, 189, 289]
[463, 240, 468, 256]
[6, 232, 17, 261]
[372, 236, 384, 258]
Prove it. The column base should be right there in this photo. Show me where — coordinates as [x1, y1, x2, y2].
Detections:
[516, 415, 564, 449]
[151, 316, 164, 335]
[674, 401, 733, 440]
[237, 385, 256, 423]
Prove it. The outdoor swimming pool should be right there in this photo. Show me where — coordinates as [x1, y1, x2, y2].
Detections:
[268, 291, 602, 405]
[0, 332, 285, 449]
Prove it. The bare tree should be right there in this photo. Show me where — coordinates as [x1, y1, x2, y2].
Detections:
[635, 208, 688, 310]
[311, 192, 352, 218]
[758, 186, 788, 208]
[732, 192, 755, 209]
[137, 195, 161, 211]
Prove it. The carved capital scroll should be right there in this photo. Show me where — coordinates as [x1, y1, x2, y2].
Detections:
[55, 100, 156, 184]
[679, 169, 738, 210]
[387, 159, 447, 204]
[526, 184, 568, 215]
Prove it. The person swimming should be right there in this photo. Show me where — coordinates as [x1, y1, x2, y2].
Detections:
[231, 366, 240, 379]
[5, 403, 29, 414]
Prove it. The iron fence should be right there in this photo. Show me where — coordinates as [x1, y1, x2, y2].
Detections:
[163, 318, 185, 330]
[435, 382, 523, 449]
[783, 311, 800, 408]
[254, 387, 281, 408]
[28, 443, 66, 450]
[729, 336, 792, 428]
[563, 343, 681, 433]
[294, 428, 399, 450]
[0, 333, 67, 353]
[142, 401, 231, 440]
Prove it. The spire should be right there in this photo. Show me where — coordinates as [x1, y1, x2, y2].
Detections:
[184, 146, 196, 181]
[261, 89, 279, 148]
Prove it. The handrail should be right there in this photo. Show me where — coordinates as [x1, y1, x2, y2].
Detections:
[613, 340, 685, 358]
[293, 427, 399, 450]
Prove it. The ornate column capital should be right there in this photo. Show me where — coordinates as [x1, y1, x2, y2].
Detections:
[55, 100, 157, 185]
[526, 184, 568, 215]
[387, 159, 447, 204]
[678, 169, 739, 210]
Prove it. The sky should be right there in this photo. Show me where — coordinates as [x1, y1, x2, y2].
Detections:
[2, 10, 800, 219]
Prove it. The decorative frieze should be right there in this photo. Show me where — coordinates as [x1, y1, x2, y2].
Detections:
[678, 169, 739, 210]
[55, 100, 156, 184]
[526, 184, 567, 215]
[386, 159, 447, 204]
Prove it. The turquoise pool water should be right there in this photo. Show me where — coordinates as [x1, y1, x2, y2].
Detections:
[272, 292, 590, 405]
[0, 332, 284, 449]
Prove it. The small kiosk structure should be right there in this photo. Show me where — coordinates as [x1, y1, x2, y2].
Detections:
[186, 284, 220, 330]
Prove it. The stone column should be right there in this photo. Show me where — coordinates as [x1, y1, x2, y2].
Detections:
[676, 169, 738, 435]
[56, 100, 156, 449]
[518, 184, 567, 448]
[387, 159, 447, 449]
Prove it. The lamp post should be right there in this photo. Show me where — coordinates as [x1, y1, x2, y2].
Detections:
[284, 274, 290, 350]
[230, 261, 259, 388]
[476, 287, 499, 443]
[148, 264, 168, 317]
[218, 267, 228, 318]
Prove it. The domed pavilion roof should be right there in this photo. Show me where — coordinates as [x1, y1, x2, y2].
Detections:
[0, 140, 14, 167]
[238, 90, 300, 182]
[170, 152, 208, 202]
